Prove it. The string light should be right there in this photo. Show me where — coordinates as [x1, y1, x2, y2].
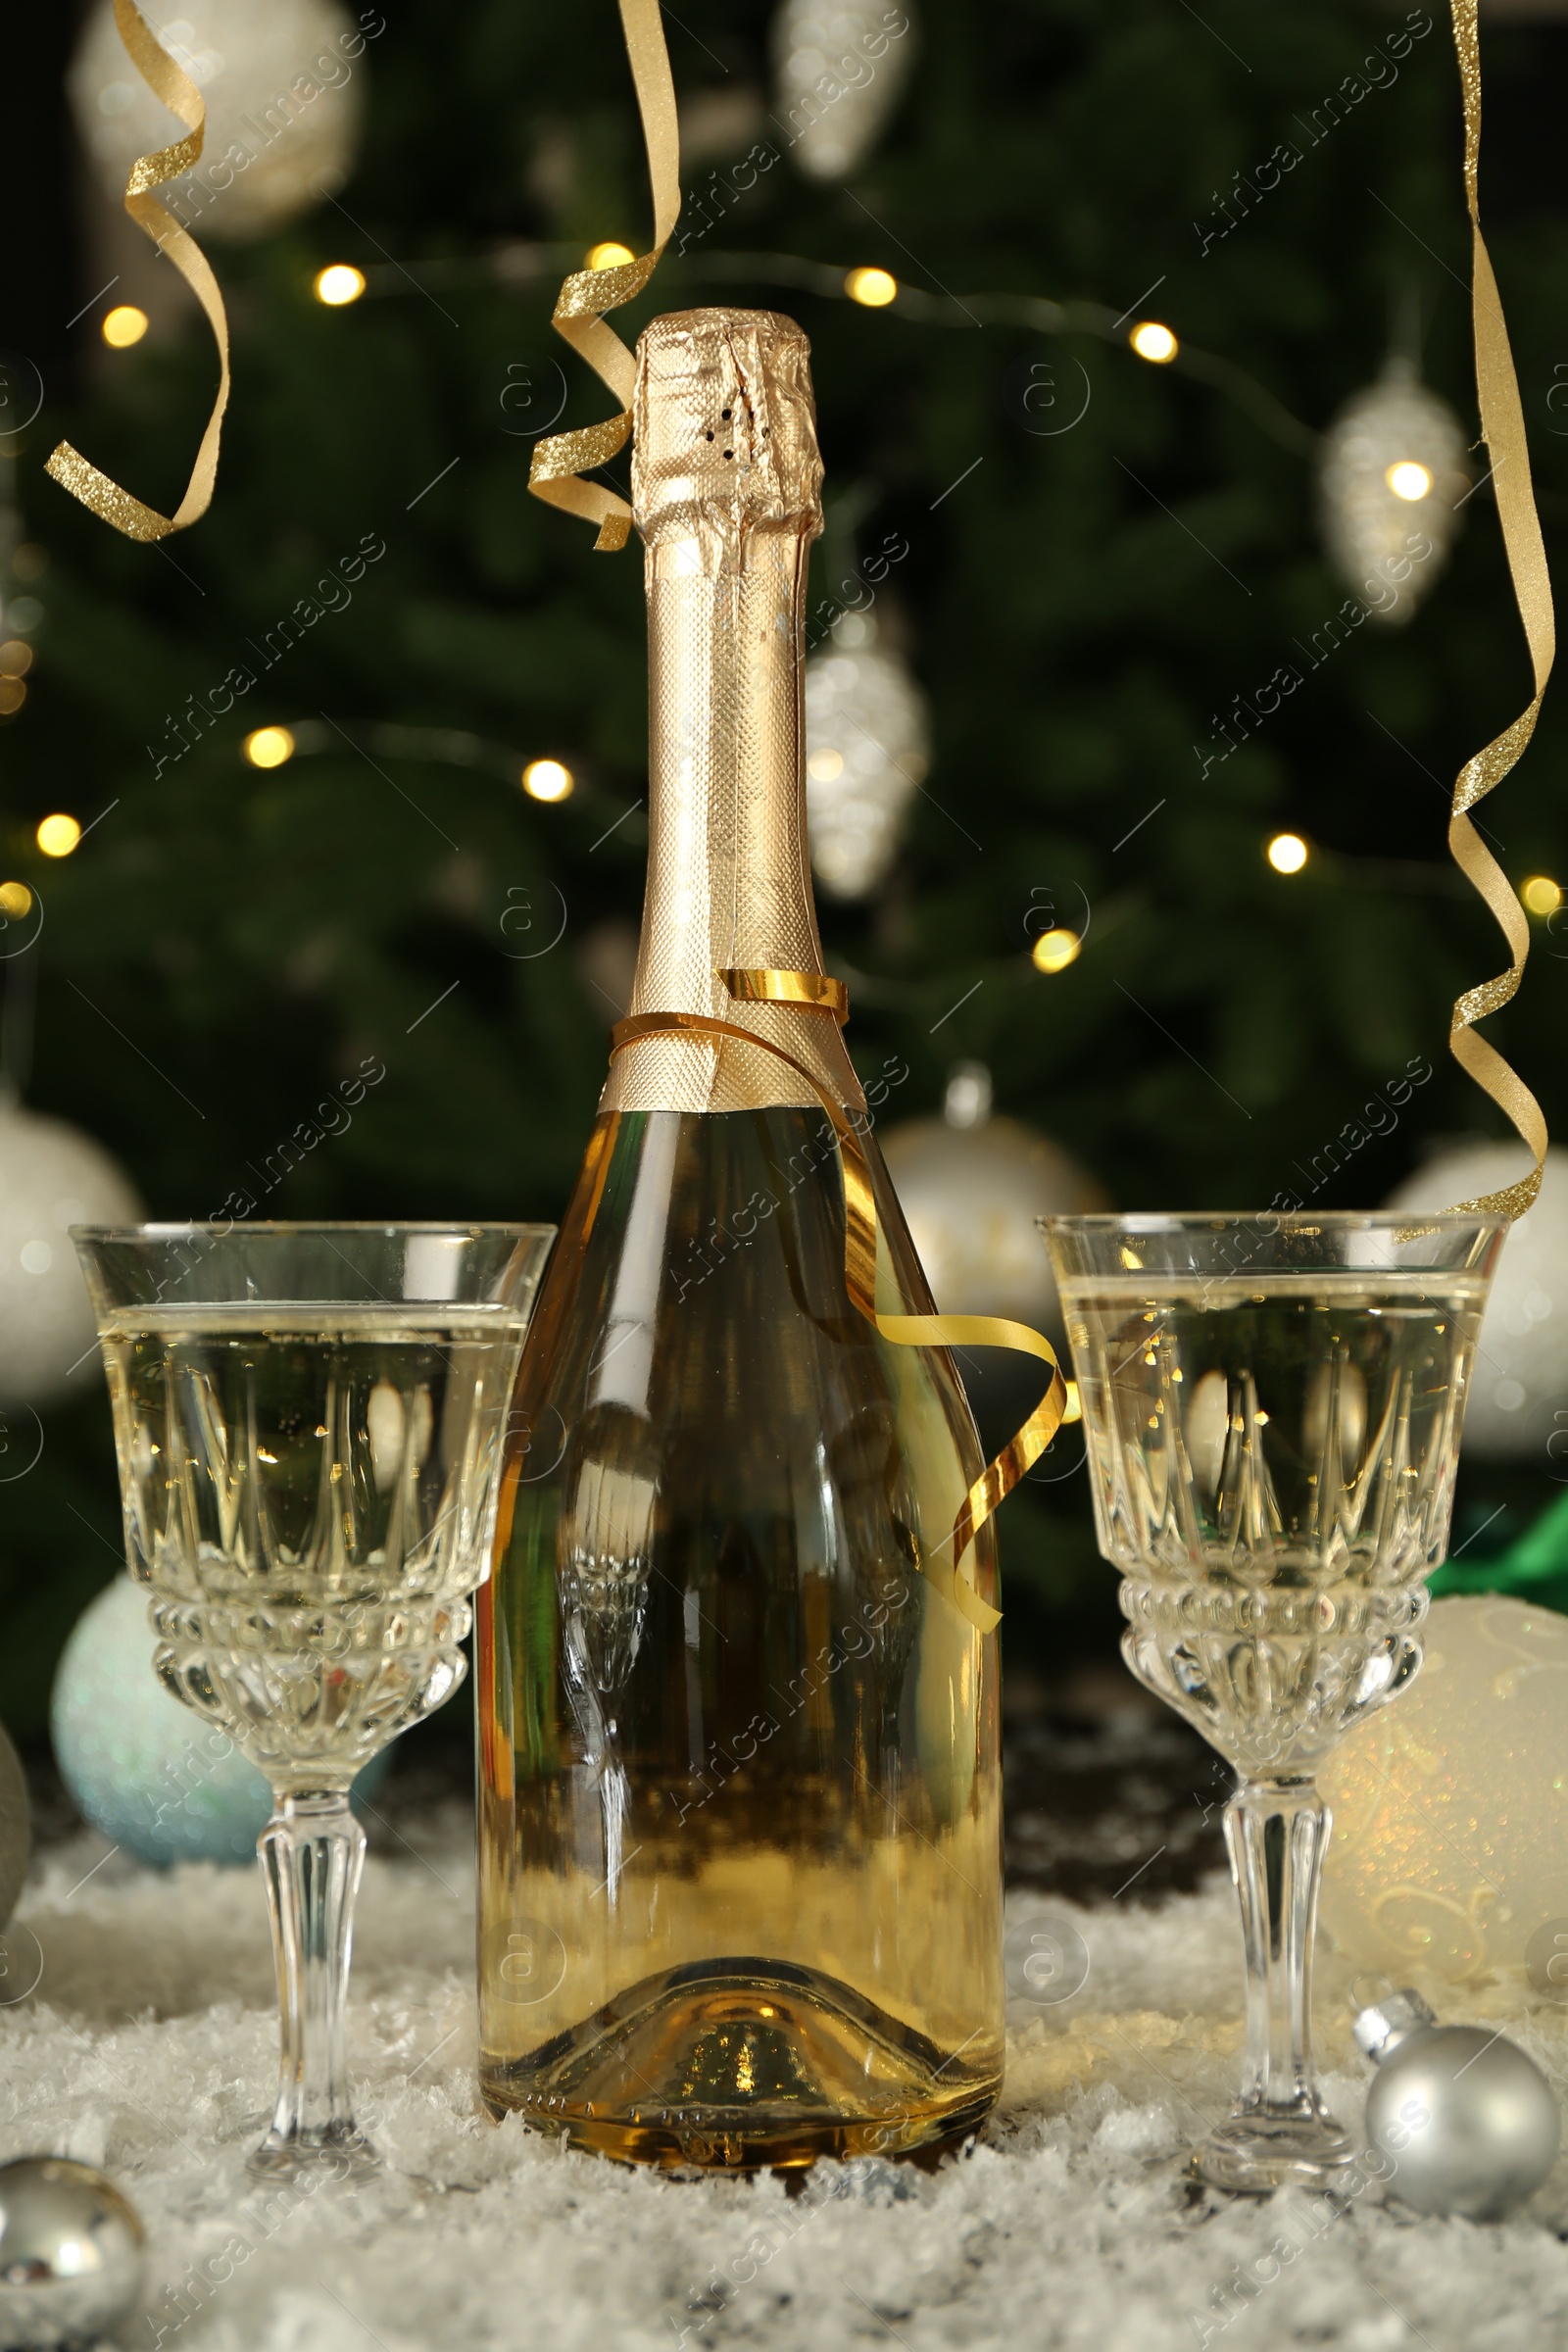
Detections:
[1031, 927, 1083, 973]
[522, 758, 574, 804]
[102, 305, 149, 349]
[313, 265, 366, 308]
[1267, 832, 1309, 874]
[586, 241, 635, 271]
[1130, 320, 1178, 364]
[362, 242, 1326, 457]
[1386, 460, 1433, 502]
[0, 642, 33, 678]
[36, 814, 81, 858]
[846, 267, 898, 308]
[0, 681, 26, 717]
[0, 884, 32, 921]
[243, 726, 296, 769]
[1522, 874, 1563, 916]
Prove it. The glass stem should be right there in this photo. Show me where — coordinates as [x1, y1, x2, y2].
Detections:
[254, 1789, 370, 2174]
[1224, 1778, 1331, 2122]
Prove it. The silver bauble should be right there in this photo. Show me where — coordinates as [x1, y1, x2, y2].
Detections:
[0, 2158, 145, 2349]
[805, 614, 927, 901]
[70, 0, 367, 242]
[772, 0, 917, 180]
[0, 1098, 140, 1412]
[1385, 1142, 1568, 1459]
[882, 1064, 1105, 1335]
[1319, 360, 1469, 622]
[1356, 1988, 1560, 2220]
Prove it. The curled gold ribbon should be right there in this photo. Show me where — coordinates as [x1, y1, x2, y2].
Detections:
[1442, 0, 1554, 1218]
[611, 992, 1068, 1636]
[528, 0, 681, 551]
[46, 0, 229, 540]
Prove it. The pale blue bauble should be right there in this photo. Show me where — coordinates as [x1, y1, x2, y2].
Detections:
[51, 1578, 387, 1867]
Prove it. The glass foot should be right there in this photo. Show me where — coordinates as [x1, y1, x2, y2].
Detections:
[1196, 2107, 1357, 2196]
[247, 2123, 380, 2182]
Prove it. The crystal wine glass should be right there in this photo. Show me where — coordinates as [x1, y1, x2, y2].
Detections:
[1043, 1210, 1505, 2194]
[74, 1222, 554, 2180]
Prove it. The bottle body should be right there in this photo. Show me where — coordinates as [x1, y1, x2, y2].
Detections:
[477, 1103, 1003, 2167]
[478, 305, 1005, 2166]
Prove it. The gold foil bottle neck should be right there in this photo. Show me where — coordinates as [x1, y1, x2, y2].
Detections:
[604, 307, 860, 1118]
[632, 310, 824, 573]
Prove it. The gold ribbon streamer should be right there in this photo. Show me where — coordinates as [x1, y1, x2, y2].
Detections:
[528, 0, 681, 551]
[716, 967, 850, 1024]
[610, 997, 1068, 1636]
[1442, 0, 1554, 1219]
[45, 0, 229, 540]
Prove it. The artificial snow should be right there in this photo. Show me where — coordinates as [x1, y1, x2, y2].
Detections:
[4, 1806, 1566, 2352]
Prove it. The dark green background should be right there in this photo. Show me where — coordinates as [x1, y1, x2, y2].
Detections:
[4, 0, 1567, 1743]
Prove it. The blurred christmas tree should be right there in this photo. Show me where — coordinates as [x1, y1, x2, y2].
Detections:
[4, 0, 1568, 1732]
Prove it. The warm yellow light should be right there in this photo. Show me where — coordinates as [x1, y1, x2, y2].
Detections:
[522, 758, 574, 804]
[0, 679, 24, 717]
[1522, 873, 1563, 916]
[243, 725, 296, 769]
[314, 265, 366, 308]
[807, 749, 844, 783]
[1032, 926, 1083, 974]
[102, 305, 149, 349]
[36, 814, 81, 858]
[0, 642, 32, 678]
[585, 241, 635, 271]
[0, 883, 32, 921]
[1386, 461, 1432, 502]
[1267, 832, 1309, 874]
[845, 267, 898, 309]
[1061, 1380, 1082, 1426]
[1130, 320, 1178, 364]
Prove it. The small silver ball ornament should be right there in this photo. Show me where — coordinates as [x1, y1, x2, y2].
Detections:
[1356, 1988, 1560, 2220]
[0, 2158, 145, 2348]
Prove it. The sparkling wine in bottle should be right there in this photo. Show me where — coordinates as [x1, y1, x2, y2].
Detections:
[477, 310, 1004, 2169]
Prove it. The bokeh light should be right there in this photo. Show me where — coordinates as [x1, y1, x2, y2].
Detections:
[314, 265, 366, 308]
[243, 726, 296, 769]
[36, 814, 81, 858]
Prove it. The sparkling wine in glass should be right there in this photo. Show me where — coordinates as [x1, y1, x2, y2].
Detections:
[74, 1222, 554, 2180]
[1044, 1210, 1505, 2194]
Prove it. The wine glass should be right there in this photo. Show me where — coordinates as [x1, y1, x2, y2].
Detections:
[1042, 1210, 1505, 2194]
[74, 1222, 554, 2180]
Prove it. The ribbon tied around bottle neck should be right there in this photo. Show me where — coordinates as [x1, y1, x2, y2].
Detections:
[611, 971, 1068, 1636]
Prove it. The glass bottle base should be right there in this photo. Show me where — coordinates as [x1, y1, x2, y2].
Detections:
[1195, 2108, 1357, 2196]
[480, 1958, 1000, 2172]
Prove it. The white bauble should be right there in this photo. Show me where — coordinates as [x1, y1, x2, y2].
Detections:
[1319, 361, 1469, 622]
[882, 1066, 1105, 1335]
[70, 0, 367, 242]
[772, 0, 917, 180]
[805, 614, 927, 900]
[0, 1097, 140, 1411]
[1386, 1141, 1568, 1460]
[1321, 1595, 1568, 1989]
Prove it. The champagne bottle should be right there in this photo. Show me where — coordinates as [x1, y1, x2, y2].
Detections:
[477, 310, 1003, 2170]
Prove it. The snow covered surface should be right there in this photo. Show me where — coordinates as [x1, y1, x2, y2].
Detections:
[6, 1810, 1567, 2352]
